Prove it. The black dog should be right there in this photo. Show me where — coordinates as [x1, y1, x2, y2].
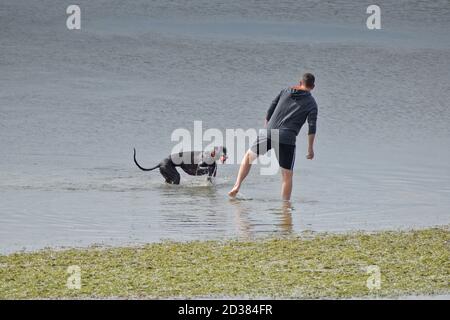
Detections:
[133, 147, 227, 184]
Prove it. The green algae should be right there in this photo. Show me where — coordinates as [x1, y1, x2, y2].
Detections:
[1, 227, 448, 299]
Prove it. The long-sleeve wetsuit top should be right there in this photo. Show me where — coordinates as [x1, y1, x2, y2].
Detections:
[265, 88, 318, 145]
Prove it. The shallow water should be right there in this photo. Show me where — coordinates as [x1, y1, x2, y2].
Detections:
[1, 0, 449, 253]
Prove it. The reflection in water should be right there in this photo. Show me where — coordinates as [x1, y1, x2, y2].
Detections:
[230, 198, 252, 238]
[279, 201, 294, 235]
[153, 179, 230, 238]
[230, 199, 294, 239]
[157, 179, 219, 199]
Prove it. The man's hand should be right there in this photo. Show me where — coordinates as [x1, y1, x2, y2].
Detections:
[307, 134, 315, 160]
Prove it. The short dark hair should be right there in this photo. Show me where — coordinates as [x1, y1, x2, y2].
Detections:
[302, 73, 315, 88]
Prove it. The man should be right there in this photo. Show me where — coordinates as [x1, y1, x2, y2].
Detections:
[228, 73, 318, 200]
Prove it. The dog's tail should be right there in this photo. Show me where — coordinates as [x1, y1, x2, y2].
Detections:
[133, 148, 160, 171]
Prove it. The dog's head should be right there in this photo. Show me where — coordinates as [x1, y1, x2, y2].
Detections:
[210, 146, 227, 163]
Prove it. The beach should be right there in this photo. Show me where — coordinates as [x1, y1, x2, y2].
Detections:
[0, 0, 449, 300]
[1, 227, 448, 299]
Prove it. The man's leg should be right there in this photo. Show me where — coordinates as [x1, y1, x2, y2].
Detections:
[228, 150, 258, 197]
[278, 142, 296, 201]
[280, 168, 293, 201]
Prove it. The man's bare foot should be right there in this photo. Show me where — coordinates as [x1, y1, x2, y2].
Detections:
[228, 186, 240, 197]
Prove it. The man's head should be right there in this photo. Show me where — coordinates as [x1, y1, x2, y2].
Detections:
[300, 73, 315, 90]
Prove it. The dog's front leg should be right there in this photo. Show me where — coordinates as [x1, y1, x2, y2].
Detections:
[206, 163, 217, 182]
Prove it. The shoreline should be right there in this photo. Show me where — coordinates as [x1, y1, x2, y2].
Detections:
[1, 227, 448, 299]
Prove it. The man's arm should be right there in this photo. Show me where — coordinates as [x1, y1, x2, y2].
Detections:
[306, 108, 318, 160]
[265, 91, 282, 127]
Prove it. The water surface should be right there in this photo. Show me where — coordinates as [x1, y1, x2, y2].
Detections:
[1, 0, 449, 253]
